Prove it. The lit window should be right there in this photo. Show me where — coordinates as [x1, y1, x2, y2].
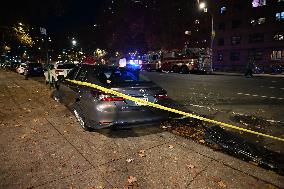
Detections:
[252, 0, 266, 7]
[250, 19, 257, 26]
[274, 33, 284, 40]
[271, 50, 284, 60]
[231, 36, 241, 45]
[220, 6, 227, 14]
[276, 12, 284, 21]
[251, 17, 266, 26]
[258, 17, 266, 24]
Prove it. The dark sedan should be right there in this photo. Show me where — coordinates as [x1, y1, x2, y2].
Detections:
[52, 64, 170, 130]
[24, 63, 44, 77]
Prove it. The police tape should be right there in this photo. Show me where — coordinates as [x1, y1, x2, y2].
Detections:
[66, 79, 284, 142]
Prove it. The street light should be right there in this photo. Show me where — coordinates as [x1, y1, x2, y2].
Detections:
[198, 1, 213, 73]
[71, 39, 77, 46]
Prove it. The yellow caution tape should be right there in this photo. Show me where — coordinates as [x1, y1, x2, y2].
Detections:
[66, 79, 284, 142]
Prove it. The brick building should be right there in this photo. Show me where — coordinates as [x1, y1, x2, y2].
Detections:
[195, 0, 284, 73]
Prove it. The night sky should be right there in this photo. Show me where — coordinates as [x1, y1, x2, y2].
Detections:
[1, 0, 199, 53]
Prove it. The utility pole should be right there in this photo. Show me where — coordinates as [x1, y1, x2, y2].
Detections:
[40, 27, 50, 88]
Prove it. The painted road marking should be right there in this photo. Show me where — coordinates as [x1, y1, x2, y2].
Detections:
[237, 93, 283, 100]
[269, 86, 275, 89]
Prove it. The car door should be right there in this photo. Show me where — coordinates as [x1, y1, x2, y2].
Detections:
[57, 65, 80, 107]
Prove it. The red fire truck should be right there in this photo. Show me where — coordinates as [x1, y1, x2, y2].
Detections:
[142, 48, 212, 74]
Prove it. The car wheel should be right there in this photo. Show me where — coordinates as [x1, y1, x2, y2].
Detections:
[172, 65, 180, 73]
[73, 108, 92, 131]
[180, 66, 189, 74]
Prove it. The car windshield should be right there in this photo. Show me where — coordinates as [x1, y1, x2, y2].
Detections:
[92, 67, 151, 85]
[57, 64, 76, 69]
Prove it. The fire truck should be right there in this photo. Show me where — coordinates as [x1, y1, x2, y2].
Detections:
[141, 48, 212, 74]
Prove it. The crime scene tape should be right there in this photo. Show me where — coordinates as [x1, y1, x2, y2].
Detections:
[66, 79, 284, 142]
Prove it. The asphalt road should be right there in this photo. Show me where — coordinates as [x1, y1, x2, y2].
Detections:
[142, 71, 284, 152]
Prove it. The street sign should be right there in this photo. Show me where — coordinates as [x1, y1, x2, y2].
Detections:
[40, 27, 47, 35]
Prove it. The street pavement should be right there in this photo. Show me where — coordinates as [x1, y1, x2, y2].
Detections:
[0, 70, 283, 189]
[142, 71, 284, 153]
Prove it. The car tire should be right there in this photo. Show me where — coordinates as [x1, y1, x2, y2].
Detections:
[180, 66, 189, 74]
[73, 107, 92, 131]
[172, 65, 180, 73]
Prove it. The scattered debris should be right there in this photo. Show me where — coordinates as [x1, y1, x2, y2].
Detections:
[125, 176, 139, 188]
[217, 181, 227, 188]
[126, 158, 134, 163]
[212, 176, 221, 183]
[138, 150, 146, 158]
[186, 164, 195, 169]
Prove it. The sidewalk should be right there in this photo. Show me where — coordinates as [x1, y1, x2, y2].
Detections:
[1, 70, 283, 188]
[212, 71, 284, 78]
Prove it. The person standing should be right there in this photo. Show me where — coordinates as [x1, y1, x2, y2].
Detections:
[245, 57, 255, 77]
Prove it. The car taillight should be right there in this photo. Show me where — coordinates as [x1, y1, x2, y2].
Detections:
[91, 90, 124, 101]
[155, 93, 168, 99]
[55, 70, 63, 74]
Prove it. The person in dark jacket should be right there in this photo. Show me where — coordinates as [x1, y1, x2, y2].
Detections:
[245, 57, 255, 77]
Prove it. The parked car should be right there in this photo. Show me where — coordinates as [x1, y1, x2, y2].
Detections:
[44, 63, 76, 85]
[23, 63, 44, 78]
[9, 62, 20, 71]
[16, 63, 26, 74]
[52, 64, 170, 130]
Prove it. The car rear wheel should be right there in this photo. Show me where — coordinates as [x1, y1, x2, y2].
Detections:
[73, 107, 92, 131]
[180, 66, 189, 74]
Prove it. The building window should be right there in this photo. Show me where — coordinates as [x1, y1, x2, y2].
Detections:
[250, 17, 266, 26]
[248, 51, 263, 60]
[232, 20, 242, 29]
[271, 50, 284, 60]
[276, 12, 284, 21]
[218, 38, 224, 46]
[220, 6, 227, 14]
[230, 52, 240, 61]
[218, 23, 225, 30]
[249, 33, 264, 43]
[231, 36, 241, 45]
[217, 53, 223, 61]
[252, 0, 266, 7]
[274, 33, 284, 40]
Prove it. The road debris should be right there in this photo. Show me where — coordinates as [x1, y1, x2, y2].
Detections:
[126, 158, 134, 163]
[138, 150, 146, 158]
[125, 176, 139, 188]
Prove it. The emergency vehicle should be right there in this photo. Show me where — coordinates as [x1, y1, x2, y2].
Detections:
[141, 48, 212, 74]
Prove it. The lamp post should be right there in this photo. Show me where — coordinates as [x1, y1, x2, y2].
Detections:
[199, 2, 214, 73]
